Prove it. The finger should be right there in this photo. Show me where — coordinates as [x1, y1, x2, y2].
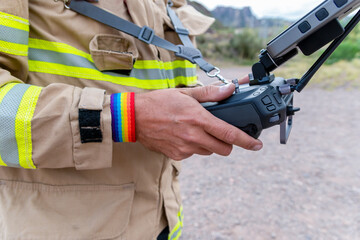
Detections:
[210, 81, 224, 86]
[182, 84, 235, 103]
[180, 126, 232, 156]
[175, 126, 233, 156]
[237, 74, 250, 85]
[194, 148, 213, 156]
[196, 131, 232, 156]
[200, 112, 263, 151]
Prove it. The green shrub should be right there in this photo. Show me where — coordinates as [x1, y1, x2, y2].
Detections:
[230, 29, 264, 60]
[326, 41, 360, 64]
[325, 24, 360, 65]
[196, 28, 264, 63]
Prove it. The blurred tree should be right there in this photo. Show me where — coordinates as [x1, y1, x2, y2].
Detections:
[230, 29, 264, 60]
[326, 24, 360, 64]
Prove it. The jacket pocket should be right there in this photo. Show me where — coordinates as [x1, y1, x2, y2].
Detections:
[90, 34, 139, 71]
[0, 180, 135, 240]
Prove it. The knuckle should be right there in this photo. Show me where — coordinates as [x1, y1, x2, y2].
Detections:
[178, 145, 192, 156]
[183, 135, 196, 144]
[202, 86, 216, 98]
[223, 128, 237, 143]
[174, 114, 201, 126]
[182, 130, 198, 144]
[177, 126, 202, 143]
[170, 151, 185, 161]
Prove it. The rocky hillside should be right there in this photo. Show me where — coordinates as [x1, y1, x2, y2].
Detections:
[212, 6, 259, 28]
[187, 1, 291, 29]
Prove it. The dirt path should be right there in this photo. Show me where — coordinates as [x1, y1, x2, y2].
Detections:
[180, 68, 360, 240]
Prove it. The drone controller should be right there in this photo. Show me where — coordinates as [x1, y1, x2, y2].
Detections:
[204, 0, 360, 144]
[204, 76, 299, 143]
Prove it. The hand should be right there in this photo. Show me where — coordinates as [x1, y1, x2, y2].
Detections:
[135, 84, 263, 160]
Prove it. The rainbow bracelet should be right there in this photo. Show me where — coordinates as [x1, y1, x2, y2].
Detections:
[110, 92, 136, 142]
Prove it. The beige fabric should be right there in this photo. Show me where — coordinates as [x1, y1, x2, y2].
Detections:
[0, 0, 214, 239]
[90, 34, 139, 71]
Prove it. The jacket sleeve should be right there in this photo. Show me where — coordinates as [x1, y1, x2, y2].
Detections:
[0, 3, 114, 170]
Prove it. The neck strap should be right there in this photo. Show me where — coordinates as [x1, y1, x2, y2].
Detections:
[67, 0, 218, 75]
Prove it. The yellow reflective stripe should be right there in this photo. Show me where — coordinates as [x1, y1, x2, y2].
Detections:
[29, 38, 94, 63]
[169, 222, 182, 240]
[15, 86, 42, 169]
[0, 83, 18, 102]
[169, 206, 184, 240]
[167, 75, 197, 88]
[28, 39, 197, 89]
[134, 60, 196, 70]
[0, 155, 5, 167]
[28, 39, 197, 71]
[0, 40, 28, 56]
[0, 11, 29, 31]
[29, 60, 197, 89]
[0, 83, 20, 167]
[29, 39, 196, 71]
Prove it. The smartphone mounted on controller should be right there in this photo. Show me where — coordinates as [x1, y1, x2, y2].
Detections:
[205, 0, 360, 144]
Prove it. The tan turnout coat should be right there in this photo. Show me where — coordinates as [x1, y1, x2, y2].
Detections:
[0, 0, 214, 239]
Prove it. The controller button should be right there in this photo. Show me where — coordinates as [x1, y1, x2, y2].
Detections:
[316, 8, 329, 21]
[334, 0, 348, 8]
[267, 104, 276, 112]
[273, 93, 283, 104]
[253, 92, 261, 97]
[261, 96, 272, 105]
[260, 87, 268, 91]
[269, 114, 280, 123]
[298, 21, 311, 33]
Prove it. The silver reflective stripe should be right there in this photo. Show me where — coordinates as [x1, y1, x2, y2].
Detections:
[28, 48, 196, 81]
[29, 48, 94, 69]
[0, 84, 31, 167]
[169, 226, 182, 240]
[0, 25, 29, 45]
[166, 67, 196, 80]
[108, 66, 196, 81]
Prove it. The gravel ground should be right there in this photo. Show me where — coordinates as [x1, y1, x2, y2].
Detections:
[180, 67, 360, 240]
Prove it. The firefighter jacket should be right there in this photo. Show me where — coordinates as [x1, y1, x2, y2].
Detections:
[0, 0, 214, 239]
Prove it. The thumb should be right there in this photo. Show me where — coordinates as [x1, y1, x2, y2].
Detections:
[184, 84, 235, 103]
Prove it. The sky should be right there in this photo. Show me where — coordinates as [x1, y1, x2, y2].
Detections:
[194, 0, 325, 20]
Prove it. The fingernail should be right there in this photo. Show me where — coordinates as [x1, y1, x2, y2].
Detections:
[252, 144, 263, 151]
[219, 84, 234, 93]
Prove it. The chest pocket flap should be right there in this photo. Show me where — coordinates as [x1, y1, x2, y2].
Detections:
[90, 34, 139, 71]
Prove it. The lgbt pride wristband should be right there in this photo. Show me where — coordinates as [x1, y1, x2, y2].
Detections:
[110, 92, 136, 142]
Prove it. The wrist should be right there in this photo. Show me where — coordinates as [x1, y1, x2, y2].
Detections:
[110, 92, 136, 143]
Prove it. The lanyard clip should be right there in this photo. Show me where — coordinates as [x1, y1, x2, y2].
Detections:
[55, 0, 70, 9]
[206, 67, 230, 84]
